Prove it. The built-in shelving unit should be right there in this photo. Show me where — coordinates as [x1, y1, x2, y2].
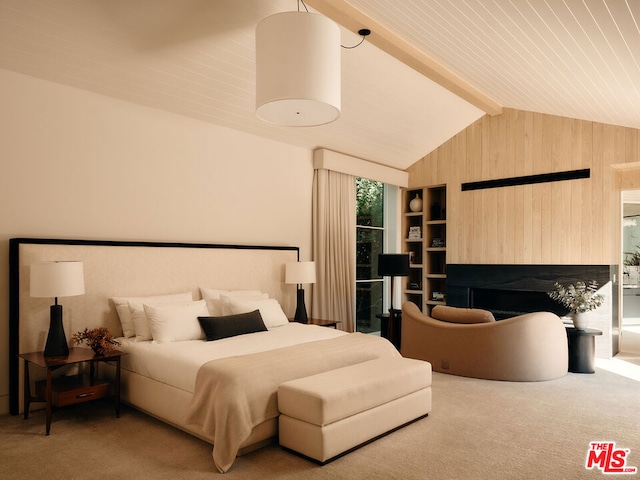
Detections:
[402, 189, 424, 309]
[402, 185, 447, 314]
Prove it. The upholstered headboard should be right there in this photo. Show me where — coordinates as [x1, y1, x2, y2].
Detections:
[9, 238, 299, 414]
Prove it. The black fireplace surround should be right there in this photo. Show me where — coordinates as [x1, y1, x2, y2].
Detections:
[447, 264, 614, 319]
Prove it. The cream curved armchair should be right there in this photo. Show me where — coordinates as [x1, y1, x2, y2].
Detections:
[401, 302, 568, 382]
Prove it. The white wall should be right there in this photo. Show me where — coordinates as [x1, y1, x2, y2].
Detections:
[0, 68, 315, 414]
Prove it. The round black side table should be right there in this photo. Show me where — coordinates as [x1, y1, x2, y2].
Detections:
[565, 327, 602, 374]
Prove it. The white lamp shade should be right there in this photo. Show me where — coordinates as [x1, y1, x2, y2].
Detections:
[30, 261, 85, 298]
[285, 261, 316, 285]
[255, 11, 341, 127]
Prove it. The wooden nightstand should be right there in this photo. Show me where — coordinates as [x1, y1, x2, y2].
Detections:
[19, 347, 126, 435]
[306, 318, 341, 328]
[290, 318, 341, 328]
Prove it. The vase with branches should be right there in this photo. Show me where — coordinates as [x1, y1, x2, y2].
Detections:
[547, 281, 604, 330]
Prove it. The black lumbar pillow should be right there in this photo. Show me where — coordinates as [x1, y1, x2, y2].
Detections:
[198, 309, 267, 341]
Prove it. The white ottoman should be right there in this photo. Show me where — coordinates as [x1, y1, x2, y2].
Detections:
[277, 357, 432, 463]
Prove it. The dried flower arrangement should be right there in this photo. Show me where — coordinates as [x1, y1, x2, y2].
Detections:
[547, 281, 604, 314]
[72, 327, 121, 355]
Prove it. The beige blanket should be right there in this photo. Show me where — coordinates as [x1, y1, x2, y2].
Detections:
[185, 333, 400, 473]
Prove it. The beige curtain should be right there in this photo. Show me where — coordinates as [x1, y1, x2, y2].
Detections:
[311, 168, 356, 332]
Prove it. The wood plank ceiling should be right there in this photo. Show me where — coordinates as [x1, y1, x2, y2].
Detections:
[0, 0, 638, 170]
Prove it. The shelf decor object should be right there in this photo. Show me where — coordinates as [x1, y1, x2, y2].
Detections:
[285, 261, 316, 323]
[409, 194, 423, 212]
[378, 254, 410, 344]
[30, 261, 85, 357]
[408, 226, 422, 239]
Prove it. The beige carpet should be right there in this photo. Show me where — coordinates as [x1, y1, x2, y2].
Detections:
[1, 365, 639, 480]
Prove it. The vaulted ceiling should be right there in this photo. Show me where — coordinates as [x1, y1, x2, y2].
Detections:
[1, 1, 638, 170]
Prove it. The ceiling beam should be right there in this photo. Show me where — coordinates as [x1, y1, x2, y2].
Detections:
[305, 0, 503, 116]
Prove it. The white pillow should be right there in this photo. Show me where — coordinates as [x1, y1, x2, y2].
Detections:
[227, 297, 289, 328]
[199, 287, 267, 316]
[143, 300, 209, 343]
[112, 292, 193, 338]
[128, 295, 195, 341]
[220, 293, 269, 315]
[127, 301, 155, 341]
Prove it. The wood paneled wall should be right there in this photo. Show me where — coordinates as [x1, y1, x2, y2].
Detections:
[406, 108, 640, 265]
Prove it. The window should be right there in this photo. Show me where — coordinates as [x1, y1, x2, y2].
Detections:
[355, 178, 385, 333]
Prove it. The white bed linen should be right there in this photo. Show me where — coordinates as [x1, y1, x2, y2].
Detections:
[118, 323, 347, 393]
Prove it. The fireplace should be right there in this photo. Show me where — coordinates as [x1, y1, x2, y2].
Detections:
[446, 264, 618, 356]
[469, 287, 566, 319]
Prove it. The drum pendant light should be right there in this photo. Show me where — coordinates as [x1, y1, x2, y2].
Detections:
[255, 11, 341, 127]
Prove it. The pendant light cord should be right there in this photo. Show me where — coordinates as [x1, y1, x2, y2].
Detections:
[341, 29, 370, 49]
[297, 0, 370, 49]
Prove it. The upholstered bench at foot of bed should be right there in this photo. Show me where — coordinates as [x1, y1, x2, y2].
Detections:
[277, 357, 432, 464]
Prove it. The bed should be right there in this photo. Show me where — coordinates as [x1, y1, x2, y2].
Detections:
[9, 238, 399, 473]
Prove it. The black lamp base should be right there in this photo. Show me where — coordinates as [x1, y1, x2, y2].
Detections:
[44, 304, 69, 357]
[294, 288, 308, 323]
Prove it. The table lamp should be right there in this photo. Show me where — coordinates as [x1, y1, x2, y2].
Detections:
[285, 261, 316, 323]
[30, 261, 85, 357]
[378, 254, 410, 344]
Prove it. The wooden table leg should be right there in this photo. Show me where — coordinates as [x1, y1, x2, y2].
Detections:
[90, 361, 95, 385]
[115, 357, 121, 418]
[23, 359, 30, 420]
[45, 368, 52, 435]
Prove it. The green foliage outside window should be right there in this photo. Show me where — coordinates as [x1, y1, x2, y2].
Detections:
[356, 178, 384, 227]
[356, 178, 384, 333]
[356, 178, 384, 281]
